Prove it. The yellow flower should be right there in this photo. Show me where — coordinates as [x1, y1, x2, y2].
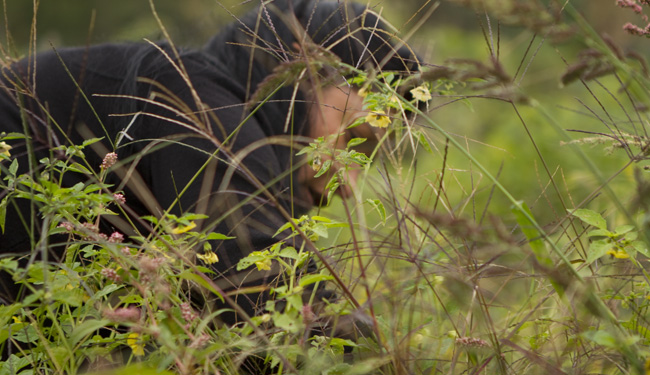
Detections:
[172, 221, 196, 234]
[606, 249, 630, 259]
[12, 316, 21, 324]
[0, 141, 11, 157]
[365, 110, 391, 128]
[127, 333, 145, 356]
[255, 258, 272, 271]
[358, 87, 368, 97]
[197, 251, 219, 264]
[410, 85, 432, 102]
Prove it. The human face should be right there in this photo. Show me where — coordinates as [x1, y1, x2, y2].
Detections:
[298, 84, 383, 206]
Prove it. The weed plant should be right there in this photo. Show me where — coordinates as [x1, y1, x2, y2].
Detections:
[2, 0, 650, 374]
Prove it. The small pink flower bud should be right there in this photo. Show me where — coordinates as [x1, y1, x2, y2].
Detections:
[108, 232, 124, 243]
[101, 152, 118, 169]
[101, 268, 121, 282]
[113, 193, 126, 205]
[57, 222, 74, 231]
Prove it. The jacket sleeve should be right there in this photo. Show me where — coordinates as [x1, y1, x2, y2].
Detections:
[119, 62, 306, 323]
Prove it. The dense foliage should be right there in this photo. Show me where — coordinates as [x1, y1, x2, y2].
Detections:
[3, 0, 650, 374]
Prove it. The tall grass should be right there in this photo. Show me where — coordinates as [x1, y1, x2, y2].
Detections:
[2, 0, 650, 374]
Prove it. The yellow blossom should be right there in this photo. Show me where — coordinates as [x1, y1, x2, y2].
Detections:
[365, 110, 391, 128]
[0, 141, 11, 157]
[197, 251, 219, 264]
[172, 221, 196, 234]
[255, 258, 272, 271]
[127, 333, 145, 356]
[358, 87, 368, 97]
[606, 249, 630, 259]
[12, 316, 21, 324]
[410, 85, 432, 102]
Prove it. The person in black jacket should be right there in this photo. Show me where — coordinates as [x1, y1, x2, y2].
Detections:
[0, 0, 419, 324]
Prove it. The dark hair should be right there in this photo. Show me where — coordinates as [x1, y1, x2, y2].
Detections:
[204, 0, 420, 135]
[109, 0, 419, 175]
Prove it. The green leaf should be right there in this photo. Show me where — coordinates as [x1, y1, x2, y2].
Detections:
[570, 208, 607, 230]
[582, 330, 617, 348]
[311, 215, 331, 223]
[279, 247, 299, 260]
[180, 213, 209, 221]
[273, 312, 302, 334]
[366, 199, 386, 225]
[346, 137, 366, 149]
[70, 319, 111, 346]
[1, 132, 28, 140]
[314, 159, 332, 178]
[513, 201, 550, 266]
[274, 221, 295, 237]
[0, 354, 33, 375]
[8, 158, 18, 176]
[81, 137, 104, 148]
[0, 198, 6, 234]
[587, 239, 614, 264]
[207, 232, 235, 240]
[631, 241, 649, 257]
[299, 274, 333, 287]
[415, 130, 433, 154]
[614, 225, 635, 235]
[311, 223, 329, 239]
[177, 270, 223, 302]
[587, 229, 613, 237]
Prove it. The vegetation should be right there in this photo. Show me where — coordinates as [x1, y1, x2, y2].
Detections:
[2, 0, 650, 374]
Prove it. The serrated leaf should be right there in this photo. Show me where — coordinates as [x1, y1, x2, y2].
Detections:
[570, 208, 607, 230]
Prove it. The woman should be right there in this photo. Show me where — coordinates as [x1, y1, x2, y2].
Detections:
[0, 0, 419, 323]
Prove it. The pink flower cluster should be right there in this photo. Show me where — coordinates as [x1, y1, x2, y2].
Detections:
[101, 152, 118, 169]
[181, 302, 198, 322]
[455, 336, 489, 347]
[101, 267, 121, 282]
[103, 306, 141, 322]
[617, 0, 650, 36]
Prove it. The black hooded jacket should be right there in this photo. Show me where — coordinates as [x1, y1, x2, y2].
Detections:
[0, 0, 418, 320]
